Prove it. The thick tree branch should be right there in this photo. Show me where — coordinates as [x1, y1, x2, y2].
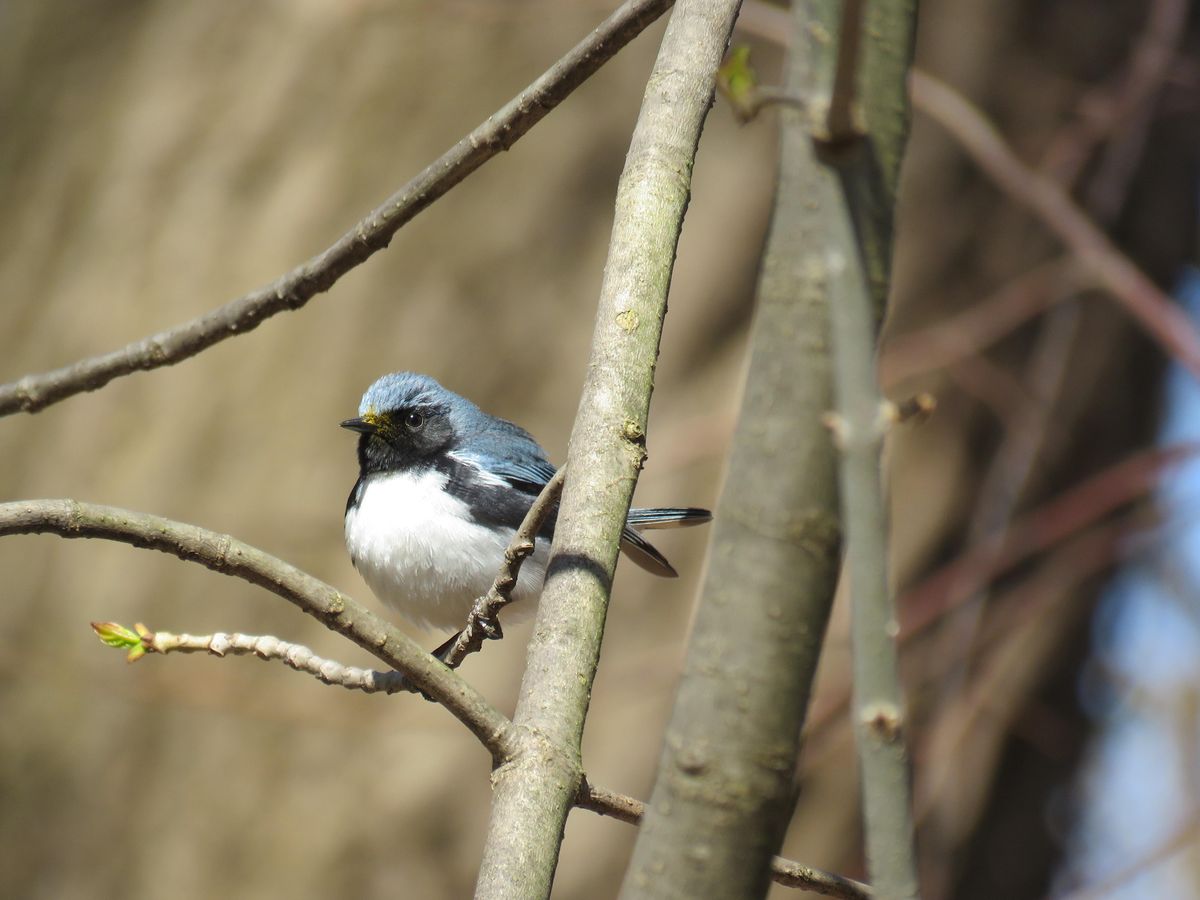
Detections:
[0, 0, 675, 417]
[0, 499, 512, 757]
[618, 0, 852, 895]
[474, 2, 740, 898]
[578, 784, 874, 899]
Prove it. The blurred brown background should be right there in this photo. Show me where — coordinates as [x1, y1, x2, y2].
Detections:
[1, 1, 1196, 897]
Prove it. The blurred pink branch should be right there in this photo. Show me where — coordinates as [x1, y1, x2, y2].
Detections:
[911, 70, 1200, 380]
[804, 443, 1200, 739]
[901, 441, 1200, 636]
[1042, 0, 1190, 214]
[1061, 811, 1200, 900]
[0, 0, 675, 417]
[880, 257, 1081, 387]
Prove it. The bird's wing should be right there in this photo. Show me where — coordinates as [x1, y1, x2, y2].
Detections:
[494, 457, 558, 493]
[456, 447, 558, 495]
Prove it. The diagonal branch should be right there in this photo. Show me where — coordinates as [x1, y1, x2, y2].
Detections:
[441, 468, 566, 671]
[0, 499, 513, 758]
[911, 69, 1200, 380]
[0, 0, 675, 417]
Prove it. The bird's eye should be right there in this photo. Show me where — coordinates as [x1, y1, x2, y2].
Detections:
[404, 410, 425, 429]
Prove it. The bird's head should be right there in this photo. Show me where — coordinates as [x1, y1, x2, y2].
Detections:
[341, 372, 459, 474]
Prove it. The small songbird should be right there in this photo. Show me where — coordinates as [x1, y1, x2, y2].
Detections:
[342, 372, 710, 653]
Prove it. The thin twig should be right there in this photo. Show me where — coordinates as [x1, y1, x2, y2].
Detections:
[911, 70, 1200, 380]
[802, 445, 1199, 743]
[0, 499, 513, 758]
[901, 441, 1200, 638]
[0, 0, 675, 417]
[812, 0, 920, 895]
[92, 623, 414, 694]
[1060, 813, 1200, 900]
[879, 257, 1082, 388]
[576, 783, 875, 899]
[442, 468, 565, 670]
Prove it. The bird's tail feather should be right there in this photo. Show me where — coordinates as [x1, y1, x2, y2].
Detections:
[618, 507, 712, 578]
[625, 507, 711, 531]
[619, 527, 678, 578]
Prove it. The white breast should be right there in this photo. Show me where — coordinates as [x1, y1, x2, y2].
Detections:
[344, 469, 548, 631]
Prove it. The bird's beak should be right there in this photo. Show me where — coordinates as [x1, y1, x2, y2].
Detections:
[340, 415, 380, 435]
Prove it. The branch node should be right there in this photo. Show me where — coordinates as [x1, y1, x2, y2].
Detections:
[821, 411, 851, 446]
[882, 392, 937, 426]
[860, 701, 905, 743]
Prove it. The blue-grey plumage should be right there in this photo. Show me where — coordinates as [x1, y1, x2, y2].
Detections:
[341, 372, 710, 633]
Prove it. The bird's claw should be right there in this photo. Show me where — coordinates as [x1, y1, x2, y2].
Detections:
[478, 614, 504, 641]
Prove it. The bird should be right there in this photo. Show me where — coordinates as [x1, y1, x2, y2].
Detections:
[341, 372, 710, 658]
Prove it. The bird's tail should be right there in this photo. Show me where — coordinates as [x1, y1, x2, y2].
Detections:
[625, 507, 712, 530]
[619, 507, 712, 578]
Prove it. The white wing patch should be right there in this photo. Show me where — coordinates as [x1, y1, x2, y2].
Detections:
[345, 469, 548, 630]
[446, 450, 512, 488]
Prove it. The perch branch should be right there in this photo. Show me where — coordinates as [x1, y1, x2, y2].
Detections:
[441, 468, 566, 670]
[0, 0, 675, 417]
[0, 499, 512, 757]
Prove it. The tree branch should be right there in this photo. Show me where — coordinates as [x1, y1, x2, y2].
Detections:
[473, 2, 740, 897]
[578, 783, 875, 899]
[911, 69, 1200, 380]
[91, 622, 416, 693]
[92, 607, 871, 896]
[0, 499, 512, 758]
[441, 468, 566, 671]
[0, 0, 675, 417]
[82, 613, 871, 896]
[618, 0, 857, 892]
[809, 0, 921, 897]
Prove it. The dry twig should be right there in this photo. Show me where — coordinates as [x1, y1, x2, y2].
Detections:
[441, 469, 565, 670]
[0, 0, 675, 417]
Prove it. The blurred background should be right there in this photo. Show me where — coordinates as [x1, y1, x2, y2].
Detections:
[1, 1, 1197, 897]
